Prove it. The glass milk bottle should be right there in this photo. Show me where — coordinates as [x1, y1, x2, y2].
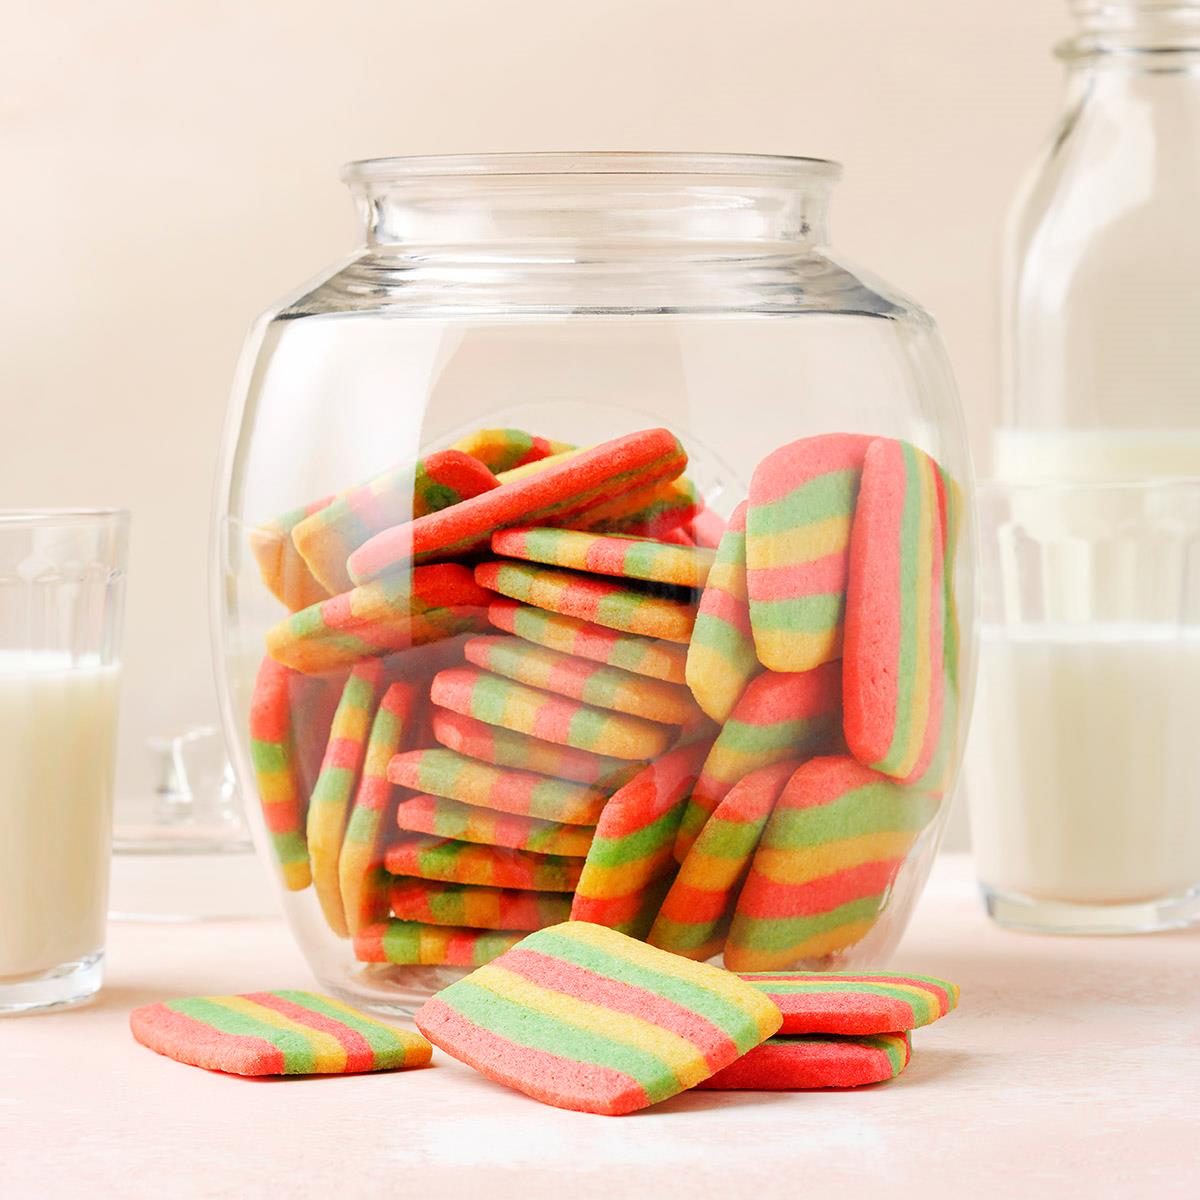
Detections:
[970, 1, 1200, 933]
[1000, 0, 1200, 480]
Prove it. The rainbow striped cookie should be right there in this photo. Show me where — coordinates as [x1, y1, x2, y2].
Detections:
[307, 662, 390, 937]
[430, 666, 675, 761]
[725, 755, 939, 970]
[394, 793, 595, 857]
[745, 433, 872, 672]
[353, 921, 526, 967]
[130, 990, 431, 1075]
[450, 428, 574, 475]
[697, 1031, 911, 1090]
[843, 438, 946, 784]
[476, 561, 697, 645]
[570, 740, 712, 937]
[463, 635, 702, 725]
[488, 599, 689, 684]
[338, 680, 418, 935]
[648, 759, 801, 961]
[414, 921, 782, 1114]
[384, 834, 583, 892]
[685, 501, 759, 724]
[431, 709, 635, 787]
[492, 527, 714, 588]
[348, 429, 688, 577]
[577, 476, 701, 540]
[292, 450, 499, 594]
[389, 879, 573, 931]
[738, 971, 959, 1034]
[249, 657, 317, 891]
[675, 661, 843, 861]
[387, 746, 612, 825]
[249, 500, 334, 612]
[266, 564, 490, 674]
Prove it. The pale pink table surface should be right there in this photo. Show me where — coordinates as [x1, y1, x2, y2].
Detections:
[4, 854, 1198, 1199]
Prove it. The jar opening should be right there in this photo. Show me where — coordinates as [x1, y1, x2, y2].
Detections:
[341, 151, 843, 186]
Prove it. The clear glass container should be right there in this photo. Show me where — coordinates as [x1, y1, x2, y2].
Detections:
[999, 0, 1200, 481]
[213, 152, 975, 1013]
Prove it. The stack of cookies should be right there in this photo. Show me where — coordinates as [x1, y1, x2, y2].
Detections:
[247, 424, 960, 973]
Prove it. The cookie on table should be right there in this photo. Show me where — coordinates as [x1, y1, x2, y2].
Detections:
[307, 662, 390, 937]
[696, 1031, 911, 1090]
[450, 428, 574, 475]
[394, 793, 594, 857]
[430, 709, 635, 788]
[493, 527, 715, 589]
[348, 428, 688, 578]
[388, 746, 612, 825]
[488, 598, 689, 684]
[384, 834, 583, 892]
[476, 561, 697, 645]
[389, 878, 573, 931]
[338, 680, 419, 935]
[648, 759, 801, 961]
[738, 971, 959, 1035]
[353, 921, 526, 966]
[685, 501, 759, 724]
[130, 990, 431, 1076]
[265, 564, 490, 674]
[292, 450, 500, 594]
[724, 755, 939, 971]
[570, 740, 712, 938]
[674, 661, 842, 861]
[463, 635, 702, 726]
[414, 921, 783, 1115]
[430, 666, 675, 761]
[745, 433, 872, 673]
[843, 438, 946, 784]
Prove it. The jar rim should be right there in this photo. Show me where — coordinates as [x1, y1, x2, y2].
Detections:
[341, 151, 843, 185]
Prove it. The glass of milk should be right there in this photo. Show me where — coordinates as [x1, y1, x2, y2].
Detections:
[0, 510, 128, 1012]
[966, 479, 1200, 933]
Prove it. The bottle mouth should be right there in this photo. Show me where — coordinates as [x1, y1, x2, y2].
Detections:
[341, 151, 842, 186]
[1060, 1, 1200, 58]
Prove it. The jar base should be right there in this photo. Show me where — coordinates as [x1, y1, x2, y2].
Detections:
[319, 963, 471, 1019]
[0, 950, 104, 1015]
[981, 883, 1200, 935]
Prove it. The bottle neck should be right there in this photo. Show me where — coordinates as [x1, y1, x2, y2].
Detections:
[1060, 2, 1200, 68]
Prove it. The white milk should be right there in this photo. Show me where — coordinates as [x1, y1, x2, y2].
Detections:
[0, 655, 120, 979]
[994, 428, 1200, 482]
[968, 625, 1200, 905]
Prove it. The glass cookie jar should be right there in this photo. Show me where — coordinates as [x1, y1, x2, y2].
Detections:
[213, 152, 975, 1013]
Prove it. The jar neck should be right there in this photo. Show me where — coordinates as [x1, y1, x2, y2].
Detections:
[342, 156, 838, 260]
[1060, 2, 1200, 67]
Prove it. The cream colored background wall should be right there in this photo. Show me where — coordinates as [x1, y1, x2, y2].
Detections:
[1, 0, 1067, 825]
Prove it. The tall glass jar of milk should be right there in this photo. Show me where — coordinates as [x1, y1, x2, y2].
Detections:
[974, 1, 1200, 933]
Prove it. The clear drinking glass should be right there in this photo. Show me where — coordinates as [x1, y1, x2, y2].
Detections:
[966, 481, 1200, 932]
[1000, 0, 1200, 480]
[0, 510, 129, 1012]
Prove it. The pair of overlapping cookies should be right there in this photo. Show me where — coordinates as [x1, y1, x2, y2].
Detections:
[131, 923, 958, 1116]
[249, 425, 959, 972]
